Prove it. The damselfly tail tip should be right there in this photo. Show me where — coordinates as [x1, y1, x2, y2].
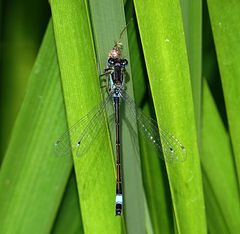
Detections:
[115, 194, 123, 216]
[115, 204, 122, 216]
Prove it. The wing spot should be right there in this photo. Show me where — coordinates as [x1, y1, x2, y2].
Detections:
[181, 145, 185, 150]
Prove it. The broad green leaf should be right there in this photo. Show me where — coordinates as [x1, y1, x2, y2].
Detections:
[125, 0, 147, 105]
[52, 170, 83, 234]
[140, 104, 174, 234]
[125, 2, 173, 232]
[202, 80, 240, 233]
[180, 0, 202, 138]
[50, 0, 121, 232]
[88, 0, 145, 232]
[0, 22, 73, 233]
[207, 0, 240, 184]
[133, 0, 207, 233]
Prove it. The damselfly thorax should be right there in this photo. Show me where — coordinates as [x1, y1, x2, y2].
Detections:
[104, 41, 128, 99]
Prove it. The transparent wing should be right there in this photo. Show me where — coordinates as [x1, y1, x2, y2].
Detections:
[55, 94, 112, 156]
[121, 91, 187, 162]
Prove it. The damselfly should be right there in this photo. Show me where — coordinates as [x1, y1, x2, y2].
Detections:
[55, 26, 186, 216]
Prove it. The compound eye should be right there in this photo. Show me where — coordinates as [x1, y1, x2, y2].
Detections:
[108, 58, 115, 65]
[121, 59, 128, 67]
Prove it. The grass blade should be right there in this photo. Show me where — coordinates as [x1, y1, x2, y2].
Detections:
[180, 0, 202, 137]
[50, 0, 121, 232]
[207, 0, 240, 184]
[88, 0, 145, 232]
[0, 21, 72, 233]
[140, 104, 174, 234]
[52, 170, 83, 234]
[125, 2, 173, 232]
[202, 80, 240, 233]
[133, 0, 207, 233]
[125, 0, 147, 105]
[0, 0, 49, 162]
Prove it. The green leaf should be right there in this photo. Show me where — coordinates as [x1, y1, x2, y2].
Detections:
[88, 0, 145, 232]
[0, 21, 73, 233]
[52, 170, 83, 234]
[125, 2, 173, 232]
[0, 0, 47, 162]
[50, 0, 121, 232]
[140, 104, 174, 234]
[133, 0, 207, 233]
[207, 0, 240, 185]
[125, 0, 147, 105]
[202, 80, 240, 233]
[180, 0, 202, 137]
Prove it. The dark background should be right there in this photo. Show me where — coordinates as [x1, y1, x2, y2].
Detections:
[0, 0, 50, 163]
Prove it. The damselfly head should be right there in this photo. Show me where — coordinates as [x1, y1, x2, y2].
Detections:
[108, 58, 128, 67]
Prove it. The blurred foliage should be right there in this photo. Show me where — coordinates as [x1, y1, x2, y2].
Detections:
[0, 0, 50, 163]
[0, 0, 239, 233]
